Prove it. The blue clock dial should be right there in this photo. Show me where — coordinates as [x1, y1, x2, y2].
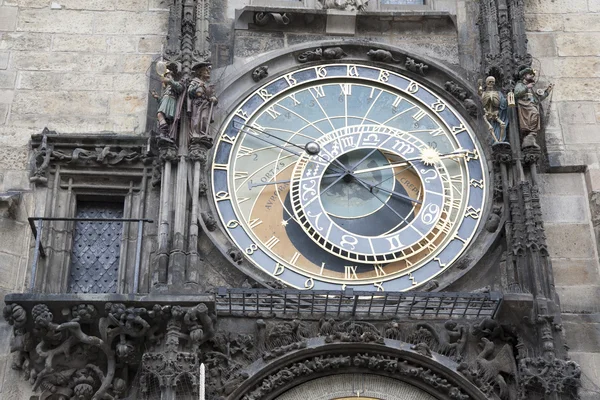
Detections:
[212, 64, 487, 291]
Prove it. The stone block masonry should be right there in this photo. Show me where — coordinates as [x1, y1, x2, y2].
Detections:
[528, 0, 600, 389]
[0, 2, 169, 150]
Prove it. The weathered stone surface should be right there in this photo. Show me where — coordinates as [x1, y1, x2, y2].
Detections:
[540, 195, 589, 223]
[113, 73, 147, 91]
[234, 31, 285, 59]
[17, 9, 95, 33]
[0, 104, 8, 124]
[524, 13, 564, 31]
[526, 32, 557, 57]
[109, 91, 147, 114]
[138, 36, 163, 53]
[122, 54, 155, 73]
[0, 218, 26, 256]
[562, 317, 600, 353]
[552, 57, 600, 78]
[2, 170, 29, 191]
[590, 0, 600, 12]
[563, 124, 600, 145]
[0, 89, 14, 104]
[552, 259, 600, 286]
[552, 78, 600, 102]
[52, 34, 107, 52]
[54, 0, 116, 10]
[107, 36, 137, 53]
[556, 33, 600, 56]
[557, 285, 600, 312]
[94, 12, 168, 35]
[0, 6, 17, 31]
[0, 145, 27, 170]
[569, 351, 600, 399]
[11, 51, 120, 72]
[0, 52, 8, 69]
[525, 0, 587, 13]
[545, 223, 597, 258]
[149, 0, 170, 11]
[558, 102, 598, 125]
[12, 90, 110, 115]
[563, 13, 600, 31]
[18, 71, 113, 91]
[585, 168, 600, 193]
[0, 252, 19, 290]
[117, 0, 148, 11]
[0, 70, 15, 89]
[0, 32, 51, 51]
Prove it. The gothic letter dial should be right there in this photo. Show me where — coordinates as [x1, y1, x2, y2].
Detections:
[212, 64, 487, 291]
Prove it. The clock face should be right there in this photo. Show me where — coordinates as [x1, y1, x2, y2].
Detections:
[212, 63, 487, 291]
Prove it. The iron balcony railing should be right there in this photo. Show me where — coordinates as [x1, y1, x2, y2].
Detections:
[216, 287, 502, 319]
[28, 217, 153, 293]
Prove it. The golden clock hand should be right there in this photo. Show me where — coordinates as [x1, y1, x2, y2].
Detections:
[352, 150, 468, 175]
[234, 122, 347, 174]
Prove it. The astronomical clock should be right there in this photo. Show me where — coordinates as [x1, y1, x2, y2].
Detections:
[210, 62, 488, 292]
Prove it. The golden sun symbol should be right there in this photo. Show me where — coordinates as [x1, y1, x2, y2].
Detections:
[420, 147, 441, 166]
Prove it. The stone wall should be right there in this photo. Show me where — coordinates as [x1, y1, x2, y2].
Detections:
[0, 0, 169, 189]
[0, 1, 169, 396]
[526, 0, 600, 397]
[0, 0, 169, 283]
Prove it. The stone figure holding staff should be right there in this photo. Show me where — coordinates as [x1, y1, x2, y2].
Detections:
[514, 66, 553, 148]
[188, 63, 218, 143]
[152, 66, 184, 142]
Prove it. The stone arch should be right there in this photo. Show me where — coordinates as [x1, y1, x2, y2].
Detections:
[228, 341, 488, 400]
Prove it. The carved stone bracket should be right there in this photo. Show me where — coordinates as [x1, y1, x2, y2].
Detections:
[29, 130, 148, 186]
[3, 295, 215, 400]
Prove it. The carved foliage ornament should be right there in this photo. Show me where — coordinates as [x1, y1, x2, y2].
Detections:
[3, 302, 215, 400]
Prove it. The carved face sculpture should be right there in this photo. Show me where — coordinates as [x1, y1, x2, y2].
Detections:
[212, 63, 488, 291]
[199, 66, 211, 81]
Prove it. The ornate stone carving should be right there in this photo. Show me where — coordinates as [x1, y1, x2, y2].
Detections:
[202, 212, 218, 231]
[519, 356, 581, 397]
[252, 65, 269, 82]
[367, 49, 401, 63]
[485, 205, 502, 232]
[405, 57, 429, 75]
[324, 320, 384, 344]
[444, 81, 478, 117]
[3, 302, 214, 400]
[254, 12, 291, 26]
[319, 0, 368, 12]
[297, 47, 346, 63]
[458, 337, 518, 400]
[30, 131, 144, 186]
[410, 322, 467, 361]
[243, 352, 470, 400]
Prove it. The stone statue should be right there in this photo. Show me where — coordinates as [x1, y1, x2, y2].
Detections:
[152, 69, 184, 142]
[319, 0, 368, 12]
[479, 76, 508, 143]
[188, 63, 218, 142]
[514, 67, 553, 149]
